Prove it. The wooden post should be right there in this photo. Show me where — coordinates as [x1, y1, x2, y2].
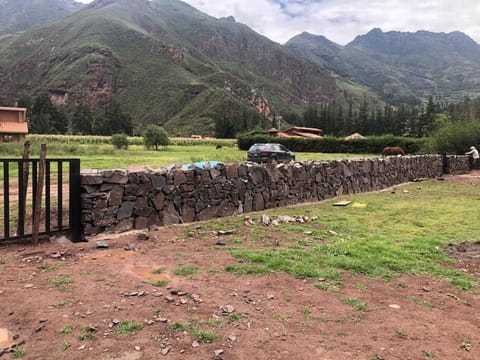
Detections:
[17, 141, 30, 233]
[32, 144, 47, 244]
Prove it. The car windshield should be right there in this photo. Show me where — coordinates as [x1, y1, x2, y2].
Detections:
[249, 144, 267, 151]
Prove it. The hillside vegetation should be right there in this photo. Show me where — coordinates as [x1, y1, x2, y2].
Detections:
[0, 0, 82, 35]
[0, 0, 361, 135]
[287, 28, 480, 105]
[1, 1, 480, 135]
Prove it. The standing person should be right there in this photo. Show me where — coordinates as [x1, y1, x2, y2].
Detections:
[465, 146, 479, 169]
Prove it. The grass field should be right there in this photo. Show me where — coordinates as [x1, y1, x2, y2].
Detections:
[196, 178, 480, 291]
[0, 136, 378, 171]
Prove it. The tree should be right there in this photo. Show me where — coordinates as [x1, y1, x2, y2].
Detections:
[71, 105, 93, 134]
[143, 125, 169, 150]
[94, 101, 133, 135]
[215, 114, 235, 138]
[28, 93, 68, 134]
[111, 133, 129, 149]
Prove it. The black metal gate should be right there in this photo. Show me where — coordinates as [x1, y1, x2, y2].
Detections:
[1, 158, 82, 242]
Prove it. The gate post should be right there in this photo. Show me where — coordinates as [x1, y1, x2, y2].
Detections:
[69, 159, 83, 242]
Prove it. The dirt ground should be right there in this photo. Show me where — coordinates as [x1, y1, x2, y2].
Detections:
[1, 173, 480, 360]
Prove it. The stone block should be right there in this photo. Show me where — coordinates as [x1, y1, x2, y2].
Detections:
[135, 217, 149, 230]
[105, 173, 129, 184]
[151, 174, 167, 190]
[81, 176, 104, 185]
[163, 202, 180, 225]
[173, 171, 187, 186]
[108, 187, 124, 207]
[135, 206, 154, 218]
[117, 202, 134, 220]
[226, 164, 238, 179]
[134, 197, 148, 209]
[125, 184, 139, 196]
[197, 205, 216, 221]
[115, 219, 134, 232]
[154, 192, 165, 210]
[182, 205, 196, 223]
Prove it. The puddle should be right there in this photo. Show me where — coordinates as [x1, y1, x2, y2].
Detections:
[129, 265, 170, 282]
[0, 328, 14, 348]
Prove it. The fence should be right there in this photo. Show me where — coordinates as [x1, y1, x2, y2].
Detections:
[1, 158, 81, 242]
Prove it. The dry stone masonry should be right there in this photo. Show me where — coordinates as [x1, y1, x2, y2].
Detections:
[80, 155, 469, 236]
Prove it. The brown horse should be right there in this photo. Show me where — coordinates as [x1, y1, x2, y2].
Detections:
[382, 146, 405, 156]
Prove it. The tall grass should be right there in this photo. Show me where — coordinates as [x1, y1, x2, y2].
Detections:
[25, 135, 237, 147]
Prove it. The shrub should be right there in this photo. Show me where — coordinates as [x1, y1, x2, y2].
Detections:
[111, 133, 129, 149]
[143, 125, 170, 150]
[237, 134, 425, 154]
[427, 121, 480, 154]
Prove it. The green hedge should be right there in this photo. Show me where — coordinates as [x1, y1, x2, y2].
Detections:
[237, 135, 425, 154]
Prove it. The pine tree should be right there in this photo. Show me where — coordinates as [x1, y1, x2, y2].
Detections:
[71, 105, 93, 135]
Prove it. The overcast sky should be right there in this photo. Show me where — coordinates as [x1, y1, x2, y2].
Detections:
[76, 0, 480, 45]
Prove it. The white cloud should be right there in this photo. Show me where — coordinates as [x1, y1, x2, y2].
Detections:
[76, 0, 480, 45]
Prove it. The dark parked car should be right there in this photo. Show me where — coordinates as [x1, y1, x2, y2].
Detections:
[247, 143, 295, 163]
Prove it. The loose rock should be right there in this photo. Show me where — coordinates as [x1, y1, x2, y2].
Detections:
[217, 230, 235, 236]
[221, 305, 235, 315]
[214, 349, 224, 356]
[216, 239, 226, 246]
[161, 346, 171, 355]
[96, 240, 109, 249]
[261, 215, 271, 226]
[137, 233, 149, 241]
[124, 244, 136, 251]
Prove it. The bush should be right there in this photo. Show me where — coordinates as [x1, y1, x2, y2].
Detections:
[427, 121, 480, 154]
[143, 125, 169, 150]
[237, 134, 425, 154]
[111, 133, 129, 149]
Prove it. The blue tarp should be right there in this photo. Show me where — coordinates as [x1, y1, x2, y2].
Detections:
[181, 161, 224, 170]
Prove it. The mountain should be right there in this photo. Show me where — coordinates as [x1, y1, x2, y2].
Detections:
[287, 28, 480, 104]
[0, 0, 365, 135]
[0, 0, 83, 35]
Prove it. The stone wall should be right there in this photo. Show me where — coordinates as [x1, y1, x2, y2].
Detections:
[80, 155, 469, 236]
[444, 155, 471, 175]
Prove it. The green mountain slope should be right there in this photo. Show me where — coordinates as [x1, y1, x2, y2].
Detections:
[0, 0, 82, 35]
[0, 0, 360, 135]
[287, 28, 480, 104]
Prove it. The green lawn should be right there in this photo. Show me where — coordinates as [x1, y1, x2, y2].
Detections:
[1, 142, 377, 171]
[72, 145, 377, 170]
[1, 135, 381, 171]
[193, 179, 480, 291]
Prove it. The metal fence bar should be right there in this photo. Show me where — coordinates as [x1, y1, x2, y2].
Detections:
[69, 159, 82, 242]
[45, 161, 51, 234]
[1, 158, 82, 242]
[57, 161, 63, 229]
[32, 160, 38, 223]
[17, 159, 25, 237]
[3, 161, 10, 239]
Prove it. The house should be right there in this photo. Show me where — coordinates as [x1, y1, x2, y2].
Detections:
[280, 126, 323, 138]
[0, 106, 28, 142]
[248, 126, 323, 139]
